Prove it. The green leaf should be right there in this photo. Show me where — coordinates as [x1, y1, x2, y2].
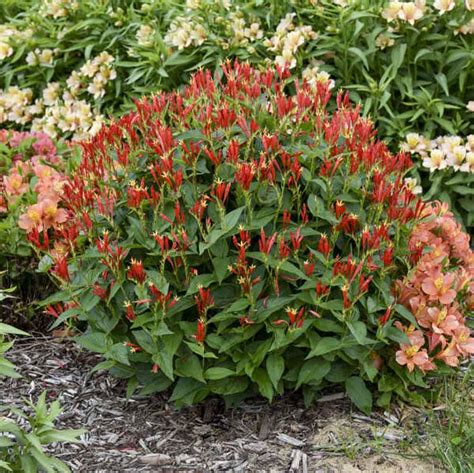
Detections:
[347, 321, 367, 345]
[296, 357, 331, 389]
[252, 368, 274, 401]
[76, 332, 107, 354]
[176, 354, 205, 383]
[108, 343, 130, 366]
[306, 337, 341, 359]
[204, 367, 235, 380]
[266, 353, 285, 390]
[0, 323, 29, 337]
[345, 376, 373, 415]
[222, 206, 244, 231]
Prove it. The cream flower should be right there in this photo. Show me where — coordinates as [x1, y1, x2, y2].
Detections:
[375, 33, 395, 49]
[43, 82, 61, 105]
[446, 145, 467, 171]
[398, 2, 424, 25]
[433, 0, 456, 14]
[467, 101, 474, 112]
[404, 177, 422, 195]
[423, 149, 447, 172]
[136, 24, 155, 47]
[0, 41, 13, 60]
[382, 2, 402, 22]
[465, 0, 474, 11]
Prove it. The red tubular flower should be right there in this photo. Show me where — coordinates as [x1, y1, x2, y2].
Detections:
[195, 286, 214, 317]
[127, 258, 146, 284]
[379, 306, 392, 326]
[52, 256, 70, 282]
[304, 260, 315, 276]
[27, 228, 50, 250]
[300, 204, 309, 224]
[358, 274, 372, 294]
[290, 227, 303, 252]
[213, 180, 231, 204]
[258, 229, 277, 255]
[93, 284, 108, 300]
[334, 200, 346, 219]
[382, 247, 394, 267]
[194, 319, 206, 343]
[315, 282, 329, 296]
[342, 287, 351, 310]
[124, 301, 136, 321]
[235, 162, 256, 191]
[279, 238, 291, 260]
[318, 234, 330, 257]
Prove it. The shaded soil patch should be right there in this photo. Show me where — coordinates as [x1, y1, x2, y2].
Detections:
[1, 336, 442, 472]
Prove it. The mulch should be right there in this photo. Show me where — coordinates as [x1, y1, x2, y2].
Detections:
[0, 334, 441, 472]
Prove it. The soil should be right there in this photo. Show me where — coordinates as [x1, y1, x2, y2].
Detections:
[1, 335, 443, 472]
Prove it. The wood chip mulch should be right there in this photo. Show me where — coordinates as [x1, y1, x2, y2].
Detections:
[1, 335, 440, 472]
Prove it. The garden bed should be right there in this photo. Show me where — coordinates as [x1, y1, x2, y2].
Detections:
[1, 334, 441, 472]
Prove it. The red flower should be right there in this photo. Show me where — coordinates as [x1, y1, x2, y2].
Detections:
[194, 319, 206, 343]
[318, 234, 330, 257]
[127, 258, 146, 284]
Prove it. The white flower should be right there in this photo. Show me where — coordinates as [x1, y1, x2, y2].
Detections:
[136, 24, 155, 47]
[382, 2, 402, 22]
[244, 23, 263, 41]
[465, 151, 474, 172]
[277, 13, 296, 33]
[87, 77, 106, 99]
[0, 41, 13, 60]
[404, 178, 422, 195]
[43, 82, 61, 105]
[38, 49, 54, 66]
[402, 132, 428, 154]
[284, 31, 305, 54]
[275, 48, 296, 69]
[423, 149, 447, 172]
[398, 2, 424, 25]
[433, 0, 456, 14]
[467, 101, 474, 112]
[465, 0, 474, 11]
[446, 145, 467, 171]
[186, 0, 200, 8]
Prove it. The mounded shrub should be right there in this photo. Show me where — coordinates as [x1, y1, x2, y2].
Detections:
[30, 62, 473, 411]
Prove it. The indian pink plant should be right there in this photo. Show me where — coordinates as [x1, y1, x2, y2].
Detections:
[21, 61, 472, 411]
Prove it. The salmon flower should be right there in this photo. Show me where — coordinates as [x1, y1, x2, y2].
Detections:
[395, 329, 435, 372]
[421, 270, 457, 305]
[18, 202, 45, 232]
[4, 171, 28, 197]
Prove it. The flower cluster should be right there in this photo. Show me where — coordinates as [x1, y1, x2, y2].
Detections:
[394, 202, 473, 372]
[40, 0, 79, 18]
[402, 133, 474, 173]
[382, 0, 473, 26]
[164, 17, 207, 50]
[264, 13, 317, 69]
[0, 130, 69, 244]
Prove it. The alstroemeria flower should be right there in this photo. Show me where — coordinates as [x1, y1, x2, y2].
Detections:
[452, 327, 474, 356]
[4, 171, 28, 197]
[421, 270, 457, 304]
[18, 202, 44, 232]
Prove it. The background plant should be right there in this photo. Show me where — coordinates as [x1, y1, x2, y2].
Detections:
[400, 132, 474, 231]
[0, 0, 471, 142]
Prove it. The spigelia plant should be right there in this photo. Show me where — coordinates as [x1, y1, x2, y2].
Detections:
[401, 132, 474, 231]
[28, 62, 472, 412]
